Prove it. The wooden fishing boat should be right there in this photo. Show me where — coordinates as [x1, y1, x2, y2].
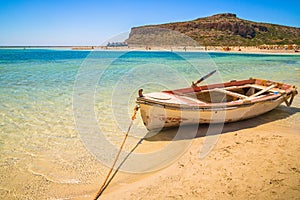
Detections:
[136, 74, 298, 131]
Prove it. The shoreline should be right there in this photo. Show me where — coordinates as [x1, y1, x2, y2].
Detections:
[0, 45, 299, 55]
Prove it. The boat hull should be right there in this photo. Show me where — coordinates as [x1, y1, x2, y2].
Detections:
[139, 94, 289, 131]
[137, 78, 297, 131]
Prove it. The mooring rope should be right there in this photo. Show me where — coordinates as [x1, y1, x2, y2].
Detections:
[284, 91, 296, 107]
[93, 105, 140, 200]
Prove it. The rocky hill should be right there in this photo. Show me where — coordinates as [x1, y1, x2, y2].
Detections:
[126, 13, 300, 46]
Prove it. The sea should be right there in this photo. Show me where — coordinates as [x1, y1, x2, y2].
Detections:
[0, 48, 299, 199]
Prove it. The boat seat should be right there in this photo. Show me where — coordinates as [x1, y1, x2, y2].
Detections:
[246, 84, 282, 93]
[249, 84, 276, 98]
[213, 88, 248, 99]
[242, 84, 277, 102]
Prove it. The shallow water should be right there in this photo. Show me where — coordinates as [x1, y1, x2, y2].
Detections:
[0, 49, 299, 199]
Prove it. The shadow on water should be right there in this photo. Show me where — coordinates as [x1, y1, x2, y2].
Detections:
[144, 105, 300, 142]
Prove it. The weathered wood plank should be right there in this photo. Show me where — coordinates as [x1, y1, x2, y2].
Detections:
[249, 84, 276, 98]
[213, 88, 248, 99]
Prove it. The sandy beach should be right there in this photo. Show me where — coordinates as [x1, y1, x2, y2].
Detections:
[97, 97, 300, 200]
[1, 48, 299, 200]
[1, 45, 299, 55]
[71, 45, 300, 55]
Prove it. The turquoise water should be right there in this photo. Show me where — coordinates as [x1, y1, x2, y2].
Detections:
[0, 49, 299, 199]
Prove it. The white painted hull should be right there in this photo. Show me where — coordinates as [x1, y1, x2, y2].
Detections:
[137, 78, 297, 131]
[139, 96, 285, 130]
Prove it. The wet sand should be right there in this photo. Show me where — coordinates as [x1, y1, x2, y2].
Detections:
[99, 97, 300, 199]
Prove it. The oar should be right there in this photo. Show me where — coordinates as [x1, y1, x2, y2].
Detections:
[192, 69, 217, 87]
[249, 84, 276, 98]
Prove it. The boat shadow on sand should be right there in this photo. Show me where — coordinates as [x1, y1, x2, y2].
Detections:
[96, 105, 299, 196]
[144, 105, 300, 142]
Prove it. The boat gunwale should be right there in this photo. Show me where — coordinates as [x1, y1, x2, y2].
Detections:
[136, 78, 297, 110]
[136, 94, 287, 111]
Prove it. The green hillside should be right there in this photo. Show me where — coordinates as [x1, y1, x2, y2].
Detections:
[126, 13, 300, 46]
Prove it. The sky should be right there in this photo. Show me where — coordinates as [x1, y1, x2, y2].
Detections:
[0, 0, 299, 46]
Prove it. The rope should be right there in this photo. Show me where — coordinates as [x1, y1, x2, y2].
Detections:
[93, 105, 139, 200]
[284, 91, 296, 107]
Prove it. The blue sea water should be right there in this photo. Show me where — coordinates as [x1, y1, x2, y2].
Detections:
[0, 49, 299, 199]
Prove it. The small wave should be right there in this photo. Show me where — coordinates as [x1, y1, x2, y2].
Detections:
[28, 167, 81, 184]
[48, 194, 91, 200]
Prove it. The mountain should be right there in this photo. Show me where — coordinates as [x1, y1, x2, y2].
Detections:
[126, 13, 300, 46]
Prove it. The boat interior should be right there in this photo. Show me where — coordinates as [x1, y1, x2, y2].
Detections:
[185, 84, 279, 103]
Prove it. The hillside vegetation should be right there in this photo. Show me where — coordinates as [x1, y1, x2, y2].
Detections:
[126, 13, 300, 46]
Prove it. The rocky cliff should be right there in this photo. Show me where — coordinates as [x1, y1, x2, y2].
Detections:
[126, 13, 300, 46]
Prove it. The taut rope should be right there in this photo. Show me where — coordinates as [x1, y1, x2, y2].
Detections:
[93, 105, 140, 200]
[284, 90, 297, 107]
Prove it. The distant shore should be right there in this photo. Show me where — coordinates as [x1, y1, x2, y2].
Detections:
[1, 45, 299, 55]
